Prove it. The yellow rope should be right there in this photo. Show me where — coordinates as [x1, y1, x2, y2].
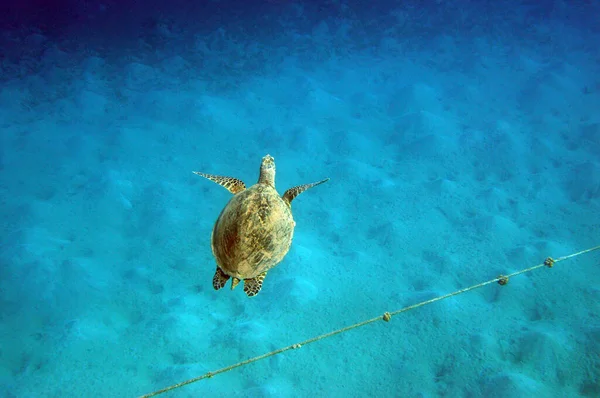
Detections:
[139, 244, 600, 398]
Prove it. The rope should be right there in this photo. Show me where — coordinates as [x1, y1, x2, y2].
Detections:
[139, 244, 600, 398]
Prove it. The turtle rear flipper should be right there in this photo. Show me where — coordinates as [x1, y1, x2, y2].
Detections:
[194, 172, 246, 194]
[283, 178, 329, 207]
[243, 271, 267, 297]
[213, 267, 230, 290]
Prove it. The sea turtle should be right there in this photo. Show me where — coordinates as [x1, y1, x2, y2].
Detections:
[194, 154, 328, 297]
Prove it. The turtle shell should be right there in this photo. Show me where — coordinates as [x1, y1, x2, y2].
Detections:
[211, 183, 295, 280]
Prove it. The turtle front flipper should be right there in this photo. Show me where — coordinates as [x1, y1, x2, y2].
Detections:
[193, 172, 246, 194]
[213, 267, 230, 290]
[282, 178, 330, 207]
[243, 272, 267, 297]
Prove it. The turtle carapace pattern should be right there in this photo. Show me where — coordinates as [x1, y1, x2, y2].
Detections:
[194, 154, 329, 297]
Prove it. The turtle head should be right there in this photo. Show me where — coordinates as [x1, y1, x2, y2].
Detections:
[258, 154, 276, 187]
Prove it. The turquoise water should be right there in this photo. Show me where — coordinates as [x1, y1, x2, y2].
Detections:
[1, 1, 599, 397]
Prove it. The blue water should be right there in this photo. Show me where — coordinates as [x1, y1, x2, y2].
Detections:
[1, 1, 599, 397]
